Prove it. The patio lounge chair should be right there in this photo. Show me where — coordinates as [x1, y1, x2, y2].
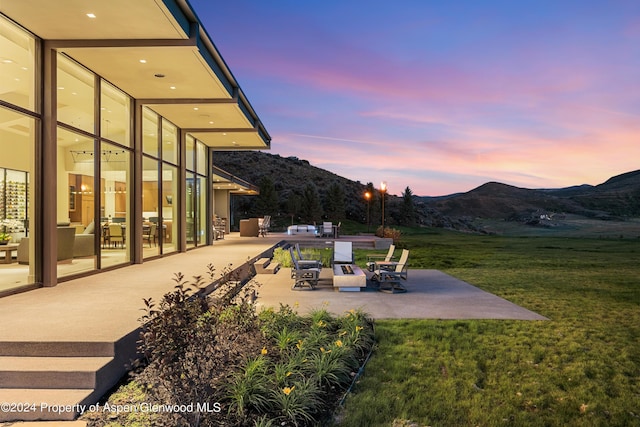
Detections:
[372, 249, 409, 293]
[295, 243, 322, 269]
[290, 247, 319, 290]
[366, 244, 395, 272]
[290, 243, 322, 278]
[332, 241, 354, 265]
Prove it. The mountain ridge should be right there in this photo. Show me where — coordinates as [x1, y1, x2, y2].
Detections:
[212, 151, 640, 226]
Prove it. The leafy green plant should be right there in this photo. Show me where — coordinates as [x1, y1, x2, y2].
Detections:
[274, 326, 302, 355]
[227, 356, 272, 420]
[272, 247, 293, 268]
[270, 377, 322, 426]
[306, 345, 352, 390]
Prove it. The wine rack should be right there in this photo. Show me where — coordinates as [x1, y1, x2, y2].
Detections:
[0, 168, 29, 234]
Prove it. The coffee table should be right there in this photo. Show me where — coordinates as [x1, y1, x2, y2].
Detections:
[0, 243, 19, 264]
[332, 264, 366, 292]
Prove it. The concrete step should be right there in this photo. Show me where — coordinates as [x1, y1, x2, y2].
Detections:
[0, 342, 115, 358]
[254, 257, 280, 274]
[0, 356, 113, 389]
[0, 388, 93, 422]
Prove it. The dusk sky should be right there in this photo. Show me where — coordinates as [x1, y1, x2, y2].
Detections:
[191, 0, 640, 196]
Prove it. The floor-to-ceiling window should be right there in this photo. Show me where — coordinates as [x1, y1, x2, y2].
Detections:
[56, 54, 133, 278]
[0, 16, 37, 294]
[142, 108, 179, 257]
[99, 81, 131, 268]
[186, 137, 208, 248]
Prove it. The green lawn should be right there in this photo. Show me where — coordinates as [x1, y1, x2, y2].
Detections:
[341, 228, 640, 426]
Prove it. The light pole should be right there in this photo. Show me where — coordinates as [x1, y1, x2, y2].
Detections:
[364, 191, 371, 232]
[380, 181, 387, 230]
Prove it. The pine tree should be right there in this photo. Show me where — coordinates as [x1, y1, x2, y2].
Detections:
[400, 186, 417, 226]
[301, 183, 323, 223]
[324, 182, 346, 220]
[254, 176, 279, 217]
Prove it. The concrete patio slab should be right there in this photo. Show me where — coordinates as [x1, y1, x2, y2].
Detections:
[254, 268, 548, 321]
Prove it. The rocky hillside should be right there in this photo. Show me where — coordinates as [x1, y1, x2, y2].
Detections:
[213, 150, 640, 230]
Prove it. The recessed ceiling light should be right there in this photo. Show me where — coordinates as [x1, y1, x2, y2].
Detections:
[209, 121, 214, 124]
[1, 59, 13, 64]
[139, 59, 147, 64]
[193, 107, 199, 111]
[58, 86, 64, 90]
[86, 13, 96, 18]
[169, 86, 176, 90]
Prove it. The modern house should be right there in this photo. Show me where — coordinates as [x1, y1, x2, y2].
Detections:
[0, 0, 269, 297]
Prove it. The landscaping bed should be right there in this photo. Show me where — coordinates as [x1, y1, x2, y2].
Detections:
[81, 270, 374, 427]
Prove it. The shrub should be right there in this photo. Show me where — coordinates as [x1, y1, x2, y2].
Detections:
[272, 247, 293, 268]
[376, 225, 402, 242]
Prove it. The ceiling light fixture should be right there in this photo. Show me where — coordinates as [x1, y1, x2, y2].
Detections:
[139, 59, 147, 64]
[86, 13, 96, 18]
[169, 86, 176, 90]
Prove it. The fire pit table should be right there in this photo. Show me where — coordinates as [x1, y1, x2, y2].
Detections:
[332, 264, 366, 292]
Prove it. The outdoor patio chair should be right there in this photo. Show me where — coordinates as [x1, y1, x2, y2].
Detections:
[366, 244, 395, 271]
[295, 243, 322, 269]
[289, 247, 319, 290]
[332, 241, 354, 265]
[259, 215, 271, 237]
[373, 249, 409, 293]
[321, 221, 333, 237]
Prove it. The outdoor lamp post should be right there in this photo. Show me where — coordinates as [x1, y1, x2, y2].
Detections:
[364, 191, 371, 232]
[380, 181, 387, 230]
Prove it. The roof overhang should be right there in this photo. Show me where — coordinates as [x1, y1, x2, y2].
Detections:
[0, 0, 270, 149]
[212, 166, 258, 195]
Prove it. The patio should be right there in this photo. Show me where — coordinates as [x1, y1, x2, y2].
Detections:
[255, 267, 547, 321]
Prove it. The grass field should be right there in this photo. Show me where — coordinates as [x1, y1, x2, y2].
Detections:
[340, 228, 640, 426]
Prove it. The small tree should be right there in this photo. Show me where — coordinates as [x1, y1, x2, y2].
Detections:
[400, 186, 417, 226]
[254, 176, 279, 217]
[324, 182, 346, 221]
[301, 183, 323, 224]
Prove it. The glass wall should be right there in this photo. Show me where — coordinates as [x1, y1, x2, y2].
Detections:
[56, 126, 96, 277]
[101, 81, 131, 147]
[0, 16, 36, 111]
[142, 156, 160, 258]
[186, 138, 208, 248]
[56, 54, 133, 278]
[100, 142, 130, 268]
[0, 15, 37, 295]
[0, 14, 217, 292]
[142, 111, 181, 256]
[57, 55, 94, 135]
[162, 163, 178, 254]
